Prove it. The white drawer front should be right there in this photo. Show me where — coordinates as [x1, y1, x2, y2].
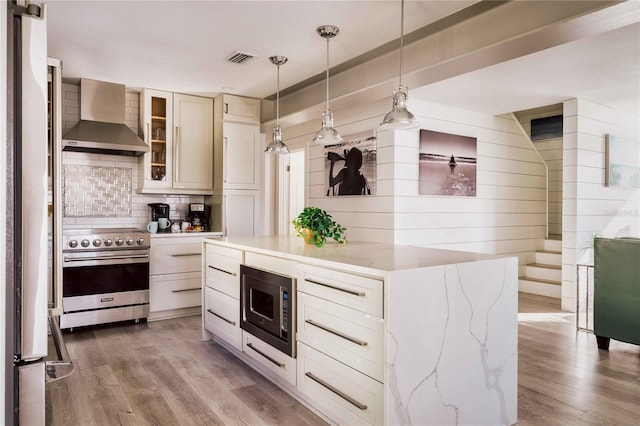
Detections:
[150, 271, 201, 312]
[297, 292, 384, 382]
[205, 245, 242, 298]
[300, 265, 383, 318]
[297, 342, 383, 426]
[244, 252, 300, 278]
[204, 287, 242, 351]
[243, 332, 296, 386]
[150, 242, 202, 275]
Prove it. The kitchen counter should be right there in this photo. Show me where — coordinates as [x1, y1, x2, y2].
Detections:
[151, 231, 222, 239]
[202, 236, 518, 425]
[204, 235, 501, 275]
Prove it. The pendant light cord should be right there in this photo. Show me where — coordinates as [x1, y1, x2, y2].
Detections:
[276, 63, 280, 126]
[399, 0, 404, 87]
[325, 36, 330, 110]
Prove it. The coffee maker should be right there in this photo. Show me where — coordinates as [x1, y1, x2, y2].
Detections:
[186, 203, 210, 230]
[148, 203, 170, 232]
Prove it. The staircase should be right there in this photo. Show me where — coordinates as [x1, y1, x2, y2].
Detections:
[519, 238, 562, 298]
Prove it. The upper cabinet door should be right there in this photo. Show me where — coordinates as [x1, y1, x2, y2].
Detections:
[173, 94, 213, 191]
[222, 122, 260, 190]
[139, 89, 173, 190]
[221, 94, 260, 124]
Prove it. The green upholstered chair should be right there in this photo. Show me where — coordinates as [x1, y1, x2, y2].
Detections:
[593, 237, 640, 349]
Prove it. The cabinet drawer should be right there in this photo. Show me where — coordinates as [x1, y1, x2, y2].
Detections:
[297, 342, 383, 426]
[297, 292, 384, 382]
[300, 265, 383, 318]
[205, 244, 242, 298]
[243, 332, 296, 386]
[204, 287, 242, 351]
[150, 241, 202, 275]
[150, 271, 201, 312]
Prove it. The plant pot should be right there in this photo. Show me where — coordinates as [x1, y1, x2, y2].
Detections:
[301, 228, 316, 245]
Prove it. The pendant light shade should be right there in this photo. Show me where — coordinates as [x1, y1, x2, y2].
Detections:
[380, 0, 418, 130]
[265, 56, 290, 154]
[313, 25, 343, 146]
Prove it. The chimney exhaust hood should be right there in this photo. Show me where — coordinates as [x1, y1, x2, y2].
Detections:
[62, 79, 149, 156]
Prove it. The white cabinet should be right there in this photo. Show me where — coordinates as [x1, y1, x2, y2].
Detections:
[148, 235, 204, 320]
[139, 90, 213, 195]
[218, 94, 260, 124]
[223, 190, 259, 238]
[221, 122, 260, 190]
[203, 243, 243, 350]
[243, 332, 296, 386]
[173, 94, 213, 191]
[296, 266, 385, 425]
[297, 342, 384, 426]
[213, 94, 262, 238]
[204, 287, 242, 351]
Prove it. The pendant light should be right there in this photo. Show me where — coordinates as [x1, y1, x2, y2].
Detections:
[265, 56, 290, 154]
[380, 0, 418, 130]
[312, 25, 343, 146]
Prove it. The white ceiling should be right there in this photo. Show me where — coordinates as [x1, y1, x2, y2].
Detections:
[46, 0, 476, 98]
[46, 1, 640, 117]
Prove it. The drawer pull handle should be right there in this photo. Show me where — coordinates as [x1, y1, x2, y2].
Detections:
[172, 287, 200, 293]
[171, 253, 201, 257]
[305, 320, 368, 346]
[305, 279, 365, 297]
[208, 265, 237, 276]
[206, 309, 236, 326]
[305, 372, 368, 411]
[246, 343, 285, 368]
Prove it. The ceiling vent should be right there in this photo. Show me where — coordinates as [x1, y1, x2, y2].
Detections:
[226, 51, 257, 65]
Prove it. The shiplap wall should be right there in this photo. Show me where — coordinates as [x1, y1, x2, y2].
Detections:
[61, 83, 203, 229]
[281, 97, 547, 273]
[561, 98, 640, 311]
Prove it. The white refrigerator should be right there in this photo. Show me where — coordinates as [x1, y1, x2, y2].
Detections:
[5, 2, 72, 425]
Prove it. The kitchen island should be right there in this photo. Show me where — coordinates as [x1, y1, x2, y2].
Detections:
[201, 236, 518, 425]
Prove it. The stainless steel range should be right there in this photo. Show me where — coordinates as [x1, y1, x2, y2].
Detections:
[60, 228, 150, 329]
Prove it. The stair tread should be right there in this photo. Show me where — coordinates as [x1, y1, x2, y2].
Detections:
[519, 276, 562, 286]
[538, 249, 562, 255]
[528, 263, 562, 270]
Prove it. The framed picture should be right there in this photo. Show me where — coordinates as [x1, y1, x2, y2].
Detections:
[324, 131, 377, 196]
[419, 129, 477, 196]
[605, 134, 640, 188]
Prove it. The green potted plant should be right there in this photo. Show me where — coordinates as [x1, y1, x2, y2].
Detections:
[292, 207, 347, 247]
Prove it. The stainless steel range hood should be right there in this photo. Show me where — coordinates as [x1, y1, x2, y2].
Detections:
[62, 79, 149, 156]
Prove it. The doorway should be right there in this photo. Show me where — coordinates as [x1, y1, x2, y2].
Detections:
[278, 149, 305, 235]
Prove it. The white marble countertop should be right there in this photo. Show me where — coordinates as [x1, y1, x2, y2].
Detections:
[204, 235, 506, 274]
[151, 231, 223, 238]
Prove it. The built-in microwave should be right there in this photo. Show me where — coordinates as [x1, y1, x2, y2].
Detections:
[240, 265, 295, 357]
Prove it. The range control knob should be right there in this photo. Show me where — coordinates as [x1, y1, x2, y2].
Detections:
[68, 240, 78, 248]
[115, 238, 124, 246]
[104, 239, 113, 247]
[81, 239, 90, 248]
[136, 237, 145, 245]
[92, 239, 102, 247]
[126, 238, 134, 246]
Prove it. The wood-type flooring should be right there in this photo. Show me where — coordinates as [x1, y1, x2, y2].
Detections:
[46, 293, 640, 425]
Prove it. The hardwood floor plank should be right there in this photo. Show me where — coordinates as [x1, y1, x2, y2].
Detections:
[45, 294, 640, 425]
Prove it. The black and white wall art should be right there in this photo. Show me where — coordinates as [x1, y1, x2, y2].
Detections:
[325, 131, 377, 196]
[419, 129, 477, 197]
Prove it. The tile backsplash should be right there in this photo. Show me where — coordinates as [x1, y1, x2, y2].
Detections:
[61, 83, 204, 230]
[64, 165, 132, 217]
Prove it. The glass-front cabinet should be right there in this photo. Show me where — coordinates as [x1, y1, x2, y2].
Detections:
[139, 89, 173, 190]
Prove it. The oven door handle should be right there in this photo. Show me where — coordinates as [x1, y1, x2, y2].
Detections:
[64, 254, 149, 263]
